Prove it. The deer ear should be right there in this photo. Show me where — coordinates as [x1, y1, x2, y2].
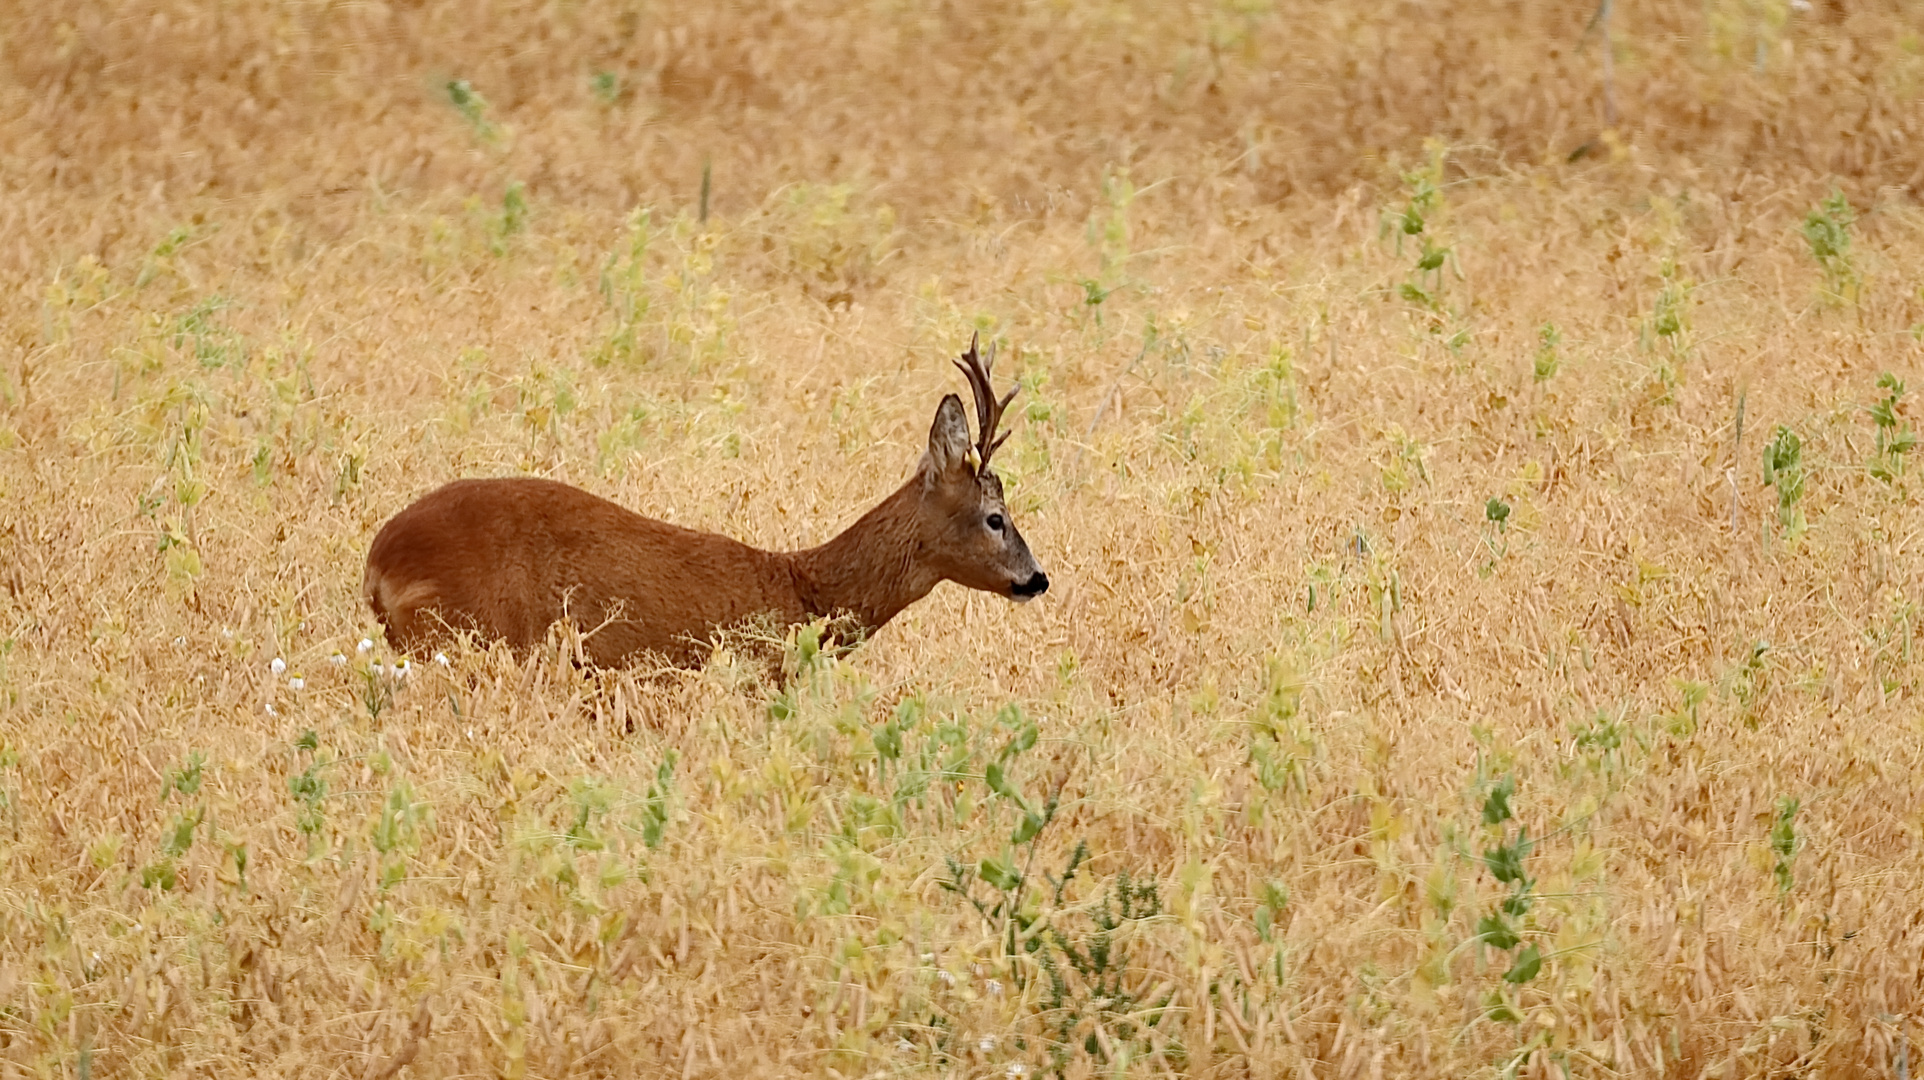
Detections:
[925, 394, 974, 480]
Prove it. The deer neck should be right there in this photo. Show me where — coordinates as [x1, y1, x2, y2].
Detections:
[784, 478, 938, 633]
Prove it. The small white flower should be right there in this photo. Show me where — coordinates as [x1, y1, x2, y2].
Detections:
[264, 701, 278, 716]
[978, 1035, 995, 1053]
[434, 652, 451, 667]
[173, 636, 186, 646]
[222, 627, 235, 639]
[1007, 1064, 1027, 1078]
[287, 675, 305, 691]
[986, 978, 1004, 997]
[358, 638, 374, 654]
[329, 652, 346, 666]
[370, 662, 386, 677]
[270, 657, 287, 676]
[465, 727, 475, 739]
[895, 1039, 915, 1053]
[937, 970, 956, 987]
[393, 658, 412, 679]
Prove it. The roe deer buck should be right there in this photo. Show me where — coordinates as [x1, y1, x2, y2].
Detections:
[363, 334, 1048, 667]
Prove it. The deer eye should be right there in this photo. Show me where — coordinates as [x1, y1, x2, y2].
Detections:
[985, 513, 1006, 533]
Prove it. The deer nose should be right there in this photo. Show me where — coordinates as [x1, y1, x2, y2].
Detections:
[1012, 571, 1050, 599]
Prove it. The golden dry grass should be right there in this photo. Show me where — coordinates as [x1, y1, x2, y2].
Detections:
[4, 1, 1924, 1077]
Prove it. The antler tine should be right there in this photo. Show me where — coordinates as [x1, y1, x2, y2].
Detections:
[952, 332, 1020, 471]
[951, 336, 995, 464]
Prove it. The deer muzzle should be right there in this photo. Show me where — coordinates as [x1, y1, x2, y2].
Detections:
[1010, 570, 1050, 602]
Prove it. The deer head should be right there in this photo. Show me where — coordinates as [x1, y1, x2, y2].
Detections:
[917, 333, 1050, 603]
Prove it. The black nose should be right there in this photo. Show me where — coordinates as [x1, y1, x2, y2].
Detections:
[1013, 571, 1050, 598]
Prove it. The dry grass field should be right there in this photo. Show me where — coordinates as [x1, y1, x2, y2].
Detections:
[4, 1, 1924, 1076]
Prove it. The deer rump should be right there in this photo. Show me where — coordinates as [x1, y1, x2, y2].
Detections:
[362, 334, 1048, 669]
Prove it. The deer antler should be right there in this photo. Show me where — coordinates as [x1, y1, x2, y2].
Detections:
[953, 331, 1019, 472]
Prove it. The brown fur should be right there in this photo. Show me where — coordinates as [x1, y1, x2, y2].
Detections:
[364, 374, 1047, 667]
